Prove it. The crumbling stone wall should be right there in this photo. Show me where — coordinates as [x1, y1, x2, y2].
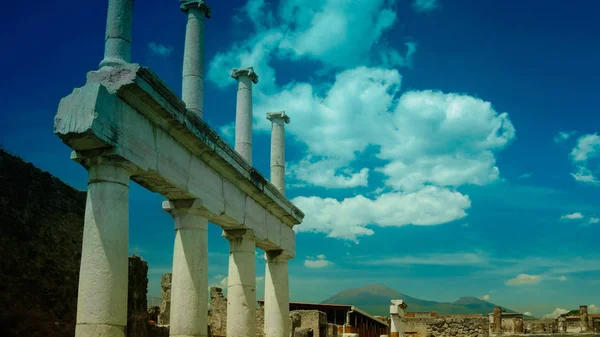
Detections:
[158, 273, 172, 325]
[294, 311, 328, 337]
[404, 317, 489, 337]
[523, 318, 557, 334]
[0, 149, 86, 337]
[209, 287, 227, 337]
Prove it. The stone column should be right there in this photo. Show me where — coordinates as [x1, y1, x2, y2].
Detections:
[580, 305, 590, 332]
[74, 155, 136, 337]
[266, 111, 290, 195]
[180, 0, 211, 118]
[493, 307, 503, 334]
[231, 67, 259, 165]
[100, 0, 134, 68]
[163, 199, 209, 337]
[223, 229, 257, 337]
[264, 250, 292, 337]
[389, 300, 407, 337]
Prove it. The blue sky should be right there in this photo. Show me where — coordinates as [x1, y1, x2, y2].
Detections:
[2, 0, 600, 318]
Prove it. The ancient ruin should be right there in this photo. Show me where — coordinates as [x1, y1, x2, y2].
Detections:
[52, 1, 303, 337]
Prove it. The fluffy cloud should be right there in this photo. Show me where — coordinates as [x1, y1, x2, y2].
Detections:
[293, 187, 471, 241]
[554, 130, 577, 143]
[209, 0, 515, 240]
[412, 0, 440, 13]
[590, 305, 600, 314]
[569, 133, 600, 185]
[558, 275, 567, 281]
[148, 42, 174, 58]
[481, 294, 491, 301]
[304, 254, 333, 268]
[524, 312, 533, 317]
[543, 308, 568, 318]
[505, 274, 542, 286]
[560, 212, 584, 220]
[589, 217, 600, 224]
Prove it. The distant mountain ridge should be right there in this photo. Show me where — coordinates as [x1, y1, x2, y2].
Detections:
[322, 284, 512, 316]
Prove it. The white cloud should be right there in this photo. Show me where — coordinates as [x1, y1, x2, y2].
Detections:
[412, 0, 440, 13]
[524, 312, 533, 317]
[560, 212, 584, 220]
[304, 254, 333, 268]
[148, 42, 174, 58]
[569, 133, 600, 185]
[293, 186, 471, 241]
[365, 252, 486, 266]
[256, 276, 264, 282]
[481, 294, 491, 301]
[589, 304, 600, 314]
[558, 275, 567, 281]
[554, 130, 577, 143]
[505, 273, 542, 286]
[589, 217, 599, 224]
[543, 308, 568, 318]
[208, 0, 515, 241]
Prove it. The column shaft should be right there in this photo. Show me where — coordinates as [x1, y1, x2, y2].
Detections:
[75, 158, 135, 337]
[270, 119, 285, 194]
[166, 200, 209, 337]
[100, 0, 134, 68]
[182, 7, 207, 118]
[224, 229, 257, 337]
[264, 251, 290, 337]
[235, 75, 253, 164]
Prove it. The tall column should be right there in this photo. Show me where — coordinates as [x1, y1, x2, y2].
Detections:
[264, 250, 292, 337]
[389, 300, 407, 337]
[74, 155, 136, 337]
[580, 305, 590, 332]
[231, 67, 259, 165]
[266, 111, 290, 195]
[223, 229, 257, 337]
[163, 199, 209, 337]
[100, 0, 134, 68]
[493, 307, 503, 334]
[180, 0, 211, 118]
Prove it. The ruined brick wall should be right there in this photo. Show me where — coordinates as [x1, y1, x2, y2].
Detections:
[404, 317, 489, 337]
[0, 149, 86, 337]
[128, 256, 149, 337]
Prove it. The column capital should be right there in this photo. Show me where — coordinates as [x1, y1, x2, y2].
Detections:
[162, 199, 209, 229]
[71, 150, 137, 174]
[266, 111, 290, 124]
[231, 67, 259, 84]
[222, 228, 255, 241]
[180, 0, 211, 18]
[265, 249, 293, 263]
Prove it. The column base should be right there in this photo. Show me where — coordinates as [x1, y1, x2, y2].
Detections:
[75, 323, 126, 337]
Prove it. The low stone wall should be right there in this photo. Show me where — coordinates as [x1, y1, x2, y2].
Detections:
[404, 317, 489, 337]
[523, 318, 557, 334]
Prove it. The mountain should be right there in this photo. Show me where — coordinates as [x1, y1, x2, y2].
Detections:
[322, 284, 512, 316]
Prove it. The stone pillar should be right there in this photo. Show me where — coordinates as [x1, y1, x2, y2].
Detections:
[224, 229, 257, 337]
[100, 0, 134, 68]
[180, 0, 211, 118]
[264, 250, 292, 337]
[580, 305, 590, 332]
[558, 317, 566, 333]
[266, 111, 290, 195]
[493, 307, 503, 334]
[74, 155, 136, 337]
[389, 300, 407, 337]
[163, 199, 209, 337]
[231, 67, 259, 165]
